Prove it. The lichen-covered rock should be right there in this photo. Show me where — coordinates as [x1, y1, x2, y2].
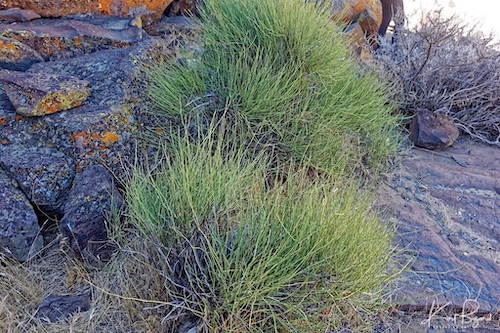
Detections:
[0, 168, 43, 261]
[409, 109, 460, 150]
[0, 18, 149, 61]
[0, 70, 91, 116]
[61, 165, 123, 265]
[0, 38, 173, 178]
[0, 8, 41, 22]
[0, 36, 43, 71]
[0, 0, 173, 26]
[0, 145, 75, 215]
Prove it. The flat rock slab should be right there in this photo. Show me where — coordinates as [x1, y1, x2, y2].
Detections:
[0, 168, 43, 261]
[0, 18, 149, 61]
[0, 70, 90, 116]
[378, 137, 500, 315]
[0, 8, 41, 23]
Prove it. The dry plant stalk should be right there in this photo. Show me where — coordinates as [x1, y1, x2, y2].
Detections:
[374, 8, 500, 146]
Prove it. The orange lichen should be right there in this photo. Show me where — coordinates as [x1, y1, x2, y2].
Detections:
[0, 118, 5, 125]
[15, 115, 22, 121]
[101, 131, 120, 145]
[0, 0, 173, 23]
[1, 139, 7, 145]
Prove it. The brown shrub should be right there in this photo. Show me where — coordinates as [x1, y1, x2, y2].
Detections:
[374, 8, 500, 146]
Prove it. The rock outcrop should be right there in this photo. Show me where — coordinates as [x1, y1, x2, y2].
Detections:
[378, 138, 500, 313]
[0, 0, 173, 25]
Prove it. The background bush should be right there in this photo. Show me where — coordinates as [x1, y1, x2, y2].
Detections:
[374, 9, 500, 146]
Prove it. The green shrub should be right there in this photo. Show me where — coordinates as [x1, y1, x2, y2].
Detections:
[126, 125, 395, 332]
[145, 0, 401, 175]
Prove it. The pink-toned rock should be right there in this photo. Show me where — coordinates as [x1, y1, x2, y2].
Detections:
[0, 70, 91, 116]
[409, 109, 460, 150]
[0, 8, 41, 22]
[0, 36, 43, 70]
[0, 18, 148, 61]
[0, 0, 172, 25]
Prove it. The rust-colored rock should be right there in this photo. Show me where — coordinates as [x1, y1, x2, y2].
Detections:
[0, 70, 91, 116]
[0, 36, 43, 70]
[0, 0, 173, 25]
[409, 109, 460, 150]
[0, 18, 148, 61]
[331, 0, 382, 36]
[0, 8, 41, 22]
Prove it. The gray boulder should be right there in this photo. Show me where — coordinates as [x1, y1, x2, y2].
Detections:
[0, 167, 42, 261]
[0, 145, 75, 216]
[61, 165, 123, 265]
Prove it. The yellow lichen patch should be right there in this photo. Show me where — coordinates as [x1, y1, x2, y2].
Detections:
[35, 88, 90, 116]
[101, 131, 120, 145]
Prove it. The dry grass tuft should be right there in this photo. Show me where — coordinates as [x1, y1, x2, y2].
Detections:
[0, 233, 181, 333]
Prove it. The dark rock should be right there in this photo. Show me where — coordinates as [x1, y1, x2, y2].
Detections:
[0, 36, 44, 71]
[0, 167, 43, 261]
[165, 0, 197, 17]
[0, 0, 172, 26]
[0, 8, 41, 22]
[0, 18, 149, 61]
[409, 109, 460, 149]
[61, 165, 123, 265]
[0, 70, 91, 116]
[35, 293, 91, 322]
[0, 145, 75, 216]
